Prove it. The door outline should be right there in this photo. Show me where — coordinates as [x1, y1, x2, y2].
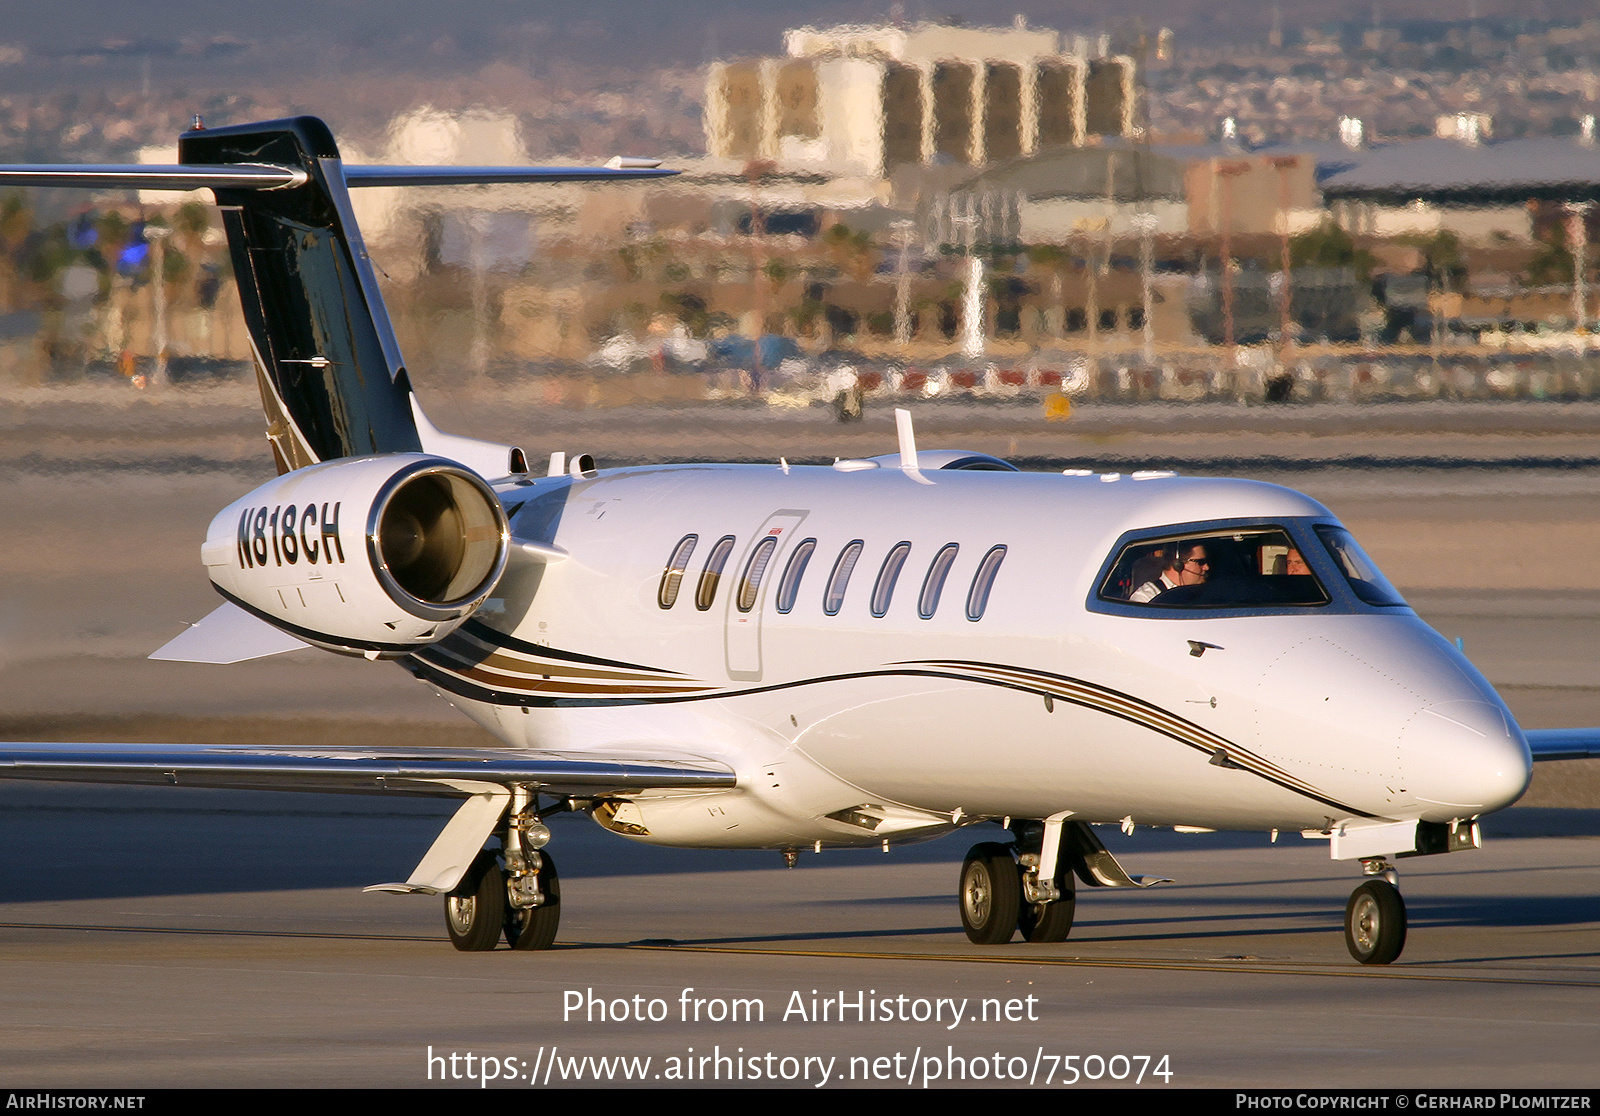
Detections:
[725, 509, 809, 680]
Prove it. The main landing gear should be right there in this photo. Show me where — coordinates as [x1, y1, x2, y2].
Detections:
[1344, 859, 1406, 965]
[959, 819, 1077, 945]
[445, 804, 563, 953]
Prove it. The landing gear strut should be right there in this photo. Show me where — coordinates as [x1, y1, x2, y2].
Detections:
[1014, 818, 1076, 943]
[504, 850, 560, 951]
[1344, 859, 1406, 965]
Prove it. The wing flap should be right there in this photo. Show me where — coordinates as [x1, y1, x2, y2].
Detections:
[0, 742, 736, 798]
[1525, 728, 1600, 761]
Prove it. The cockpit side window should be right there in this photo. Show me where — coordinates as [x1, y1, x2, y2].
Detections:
[1098, 527, 1329, 609]
[1314, 525, 1407, 607]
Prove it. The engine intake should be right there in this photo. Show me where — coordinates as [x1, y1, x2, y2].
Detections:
[371, 464, 506, 619]
[202, 454, 509, 655]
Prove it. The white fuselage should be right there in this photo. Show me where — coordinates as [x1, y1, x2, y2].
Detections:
[399, 463, 1531, 849]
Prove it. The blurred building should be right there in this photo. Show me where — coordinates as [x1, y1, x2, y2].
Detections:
[947, 145, 1187, 242]
[704, 19, 1138, 179]
[1319, 130, 1600, 243]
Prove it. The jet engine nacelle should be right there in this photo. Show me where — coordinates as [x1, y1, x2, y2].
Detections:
[201, 454, 509, 656]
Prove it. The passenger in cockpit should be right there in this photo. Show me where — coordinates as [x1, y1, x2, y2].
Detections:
[1129, 541, 1209, 602]
[1265, 546, 1311, 577]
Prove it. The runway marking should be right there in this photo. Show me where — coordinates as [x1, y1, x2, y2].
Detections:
[617, 942, 1600, 988]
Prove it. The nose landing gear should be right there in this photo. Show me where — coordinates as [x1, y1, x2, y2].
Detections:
[1345, 859, 1406, 965]
[959, 816, 1079, 944]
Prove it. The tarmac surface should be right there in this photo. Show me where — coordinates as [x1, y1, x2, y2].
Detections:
[2, 386, 1599, 1088]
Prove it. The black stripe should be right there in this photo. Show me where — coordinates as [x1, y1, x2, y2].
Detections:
[212, 585, 421, 654]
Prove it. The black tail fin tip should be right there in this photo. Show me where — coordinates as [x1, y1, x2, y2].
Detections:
[180, 116, 420, 470]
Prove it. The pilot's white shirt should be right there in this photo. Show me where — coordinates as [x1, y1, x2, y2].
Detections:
[1129, 571, 1180, 603]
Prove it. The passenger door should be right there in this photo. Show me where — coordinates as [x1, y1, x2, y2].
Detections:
[725, 510, 808, 680]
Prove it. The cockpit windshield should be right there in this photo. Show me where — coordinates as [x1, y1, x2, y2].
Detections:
[1098, 526, 1330, 608]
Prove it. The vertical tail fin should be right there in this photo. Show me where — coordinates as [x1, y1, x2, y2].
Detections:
[179, 117, 422, 471]
[2, 116, 674, 474]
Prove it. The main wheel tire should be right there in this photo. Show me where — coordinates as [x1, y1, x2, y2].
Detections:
[505, 851, 561, 951]
[444, 852, 505, 953]
[1344, 878, 1406, 965]
[1019, 866, 1076, 943]
[959, 842, 1022, 945]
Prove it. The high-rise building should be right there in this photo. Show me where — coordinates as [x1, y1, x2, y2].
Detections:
[705, 19, 1138, 178]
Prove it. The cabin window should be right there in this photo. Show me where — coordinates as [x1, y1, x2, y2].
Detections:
[775, 538, 816, 614]
[966, 545, 1007, 621]
[918, 543, 960, 619]
[658, 534, 698, 609]
[736, 536, 780, 613]
[695, 535, 737, 611]
[1097, 527, 1328, 608]
[823, 540, 865, 615]
[871, 542, 912, 617]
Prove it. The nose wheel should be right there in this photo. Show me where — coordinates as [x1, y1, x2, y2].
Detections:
[1344, 876, 1406, 965]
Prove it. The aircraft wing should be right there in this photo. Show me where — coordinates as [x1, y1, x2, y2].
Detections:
[0, 742, 736, 798]
[1524, 729, 1600, 762]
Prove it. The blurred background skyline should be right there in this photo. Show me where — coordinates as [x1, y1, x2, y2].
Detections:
[8, 1, 1600, 405]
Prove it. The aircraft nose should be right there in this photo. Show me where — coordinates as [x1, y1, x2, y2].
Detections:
[1401, 699, 1531, 816]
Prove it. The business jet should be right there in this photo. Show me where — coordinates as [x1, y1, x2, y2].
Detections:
[1, 116, 1587, 965]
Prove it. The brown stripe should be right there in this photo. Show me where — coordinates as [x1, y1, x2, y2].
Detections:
[419, 656, 714, 696]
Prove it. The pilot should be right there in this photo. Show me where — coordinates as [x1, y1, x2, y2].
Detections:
[1130, 541, 1209, 602]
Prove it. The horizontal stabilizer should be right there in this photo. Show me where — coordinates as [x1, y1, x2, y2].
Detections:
[0, 163, 675, 192]
[0, 164, 307, 190]
[0, 742, 737, 798]
[149, 602, 310, 664]
[342, 165, 674, 186]
[1525, 728, 1600, 761]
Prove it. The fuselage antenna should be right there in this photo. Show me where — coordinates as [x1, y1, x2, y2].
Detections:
[894, 408, 919, 472]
